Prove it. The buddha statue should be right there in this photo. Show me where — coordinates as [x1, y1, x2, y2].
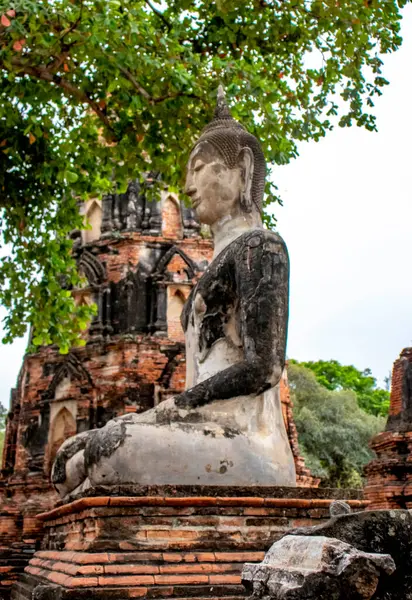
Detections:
[52, 87, 296, 499]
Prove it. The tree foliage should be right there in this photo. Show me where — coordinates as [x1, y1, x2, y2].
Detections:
[289, 362, 385, 487]
[0, 0, 408, 349]
[291, 359, 390, 416]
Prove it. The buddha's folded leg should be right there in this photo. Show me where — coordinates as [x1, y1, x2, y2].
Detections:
[53, 396, 295, 498]
[51, 398, 184, 499]
[52, 429, 99, 498]
[84, 417, 295, 488]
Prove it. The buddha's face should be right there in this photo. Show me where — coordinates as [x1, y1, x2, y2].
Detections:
[185, 141, 243, 226]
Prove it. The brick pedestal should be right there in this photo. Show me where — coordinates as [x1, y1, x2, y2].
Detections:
[12, 486, 367, 600]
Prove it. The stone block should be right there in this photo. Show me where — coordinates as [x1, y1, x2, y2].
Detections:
[242, 535, 394, 600]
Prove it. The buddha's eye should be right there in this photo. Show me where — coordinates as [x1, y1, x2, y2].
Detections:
[194, 163, 205, 172]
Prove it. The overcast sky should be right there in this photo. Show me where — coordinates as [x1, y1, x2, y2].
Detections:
[1, 7, 411, 406]
[276, 4, 412, 385]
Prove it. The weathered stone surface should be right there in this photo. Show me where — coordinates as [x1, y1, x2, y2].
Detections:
[32, 584, 62, 600]
[242, 534, 394, 600]
[285, 509, 412, 600]
[329, 499, 351, 517]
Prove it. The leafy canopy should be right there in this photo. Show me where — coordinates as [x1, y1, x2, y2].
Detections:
[289, 362, 385, 488]
[291, 359, 390, 416]
[0, 0, 408, 350]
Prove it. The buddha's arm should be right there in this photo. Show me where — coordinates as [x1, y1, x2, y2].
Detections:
[175, 236, 289, 409]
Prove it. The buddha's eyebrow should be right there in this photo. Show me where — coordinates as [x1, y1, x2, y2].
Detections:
[191, 157, 205, 169]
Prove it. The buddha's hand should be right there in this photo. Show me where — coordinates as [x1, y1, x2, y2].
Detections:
[149, 395, 191, 424]
[174, 384, 206, 410]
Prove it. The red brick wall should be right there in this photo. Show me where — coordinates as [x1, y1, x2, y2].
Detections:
[389, 348, 412, 416]
[365, 347, 412, 509]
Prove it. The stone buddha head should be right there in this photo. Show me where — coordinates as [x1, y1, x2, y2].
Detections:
[185, 87, 266, 226]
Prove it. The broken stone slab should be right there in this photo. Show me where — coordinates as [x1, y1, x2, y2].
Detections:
[285, 508, 412, 600]
[242, 534, 395, 600]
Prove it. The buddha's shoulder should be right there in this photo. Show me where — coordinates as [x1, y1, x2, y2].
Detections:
[234, 228, 288, 253]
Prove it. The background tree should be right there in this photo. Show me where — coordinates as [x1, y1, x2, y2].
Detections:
[289, 362, 385, 487]
[0, 0, 408, 349]
[290, 359, 390, 416]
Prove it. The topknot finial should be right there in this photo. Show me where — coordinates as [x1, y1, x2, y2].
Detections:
[214, 85, 232, 120]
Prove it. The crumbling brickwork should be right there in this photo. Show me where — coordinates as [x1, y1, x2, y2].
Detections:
[365, 347, 412, 509]
[0, 181, 313, 596]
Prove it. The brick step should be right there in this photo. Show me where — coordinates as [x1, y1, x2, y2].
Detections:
[35, 550, 265, 564]
[31, 558, 245, 576]
[12, 576, 246, 600]
[26, 563, 243, 586]
[139, 585, 246, 598]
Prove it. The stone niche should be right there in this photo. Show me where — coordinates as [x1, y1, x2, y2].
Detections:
[162, 193, 183, 240]
[47, 405, 77, 471]
[81, 199, 103, 245]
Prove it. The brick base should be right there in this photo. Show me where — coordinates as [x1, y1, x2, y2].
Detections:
[12, 487, 368, 600]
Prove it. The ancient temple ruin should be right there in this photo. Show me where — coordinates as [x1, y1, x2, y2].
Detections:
[0, 178, 311, 595]
[365, 347, 412, 509]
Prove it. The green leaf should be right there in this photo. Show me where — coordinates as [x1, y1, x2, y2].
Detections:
[65, 171, 79, 183]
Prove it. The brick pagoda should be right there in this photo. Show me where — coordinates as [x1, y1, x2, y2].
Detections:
[365, 347, 412, 509]
[0, 180, 312, 596]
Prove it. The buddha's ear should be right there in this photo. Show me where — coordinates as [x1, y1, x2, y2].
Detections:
[238, 147, 254, 213]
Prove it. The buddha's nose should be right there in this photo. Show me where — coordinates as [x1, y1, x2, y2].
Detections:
[185, 182, 197, 198]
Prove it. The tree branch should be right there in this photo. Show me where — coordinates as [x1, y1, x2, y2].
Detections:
[115, 63, 152, 101]
[113, 63, 201, 104]
[3, 59, 117, 140]
[145, 0, 171, 31]
[60, 0, 84, 43]
[46, 51, 70, 74]
[152, 91, 201, 103]
[99, 47, 152, 102]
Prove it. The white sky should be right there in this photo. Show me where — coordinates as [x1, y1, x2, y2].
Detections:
[1, 7, 411, 406]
